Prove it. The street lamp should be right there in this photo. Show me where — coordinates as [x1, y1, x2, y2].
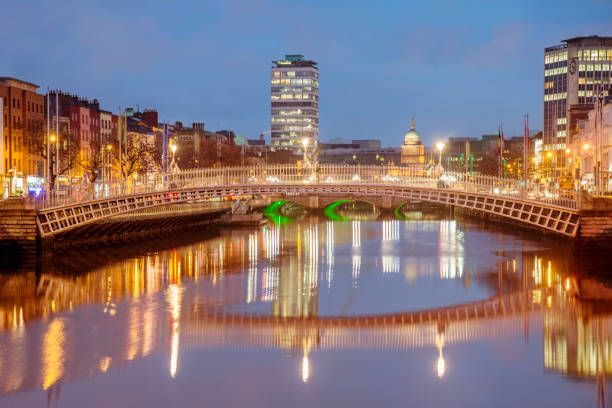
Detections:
[170, 143, 177, 165]
[302, 138, 309, 166]
[436, 142, 445, 170]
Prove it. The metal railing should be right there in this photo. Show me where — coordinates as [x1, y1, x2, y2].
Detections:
[35, 165, 578, 210]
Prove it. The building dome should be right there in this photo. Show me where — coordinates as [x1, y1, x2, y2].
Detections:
[404, 118, 421, 145]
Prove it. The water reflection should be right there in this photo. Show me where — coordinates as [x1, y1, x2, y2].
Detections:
[0, 217, 611, 406]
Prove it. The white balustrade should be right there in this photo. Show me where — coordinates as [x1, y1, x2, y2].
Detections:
[35, 165, 578, 210]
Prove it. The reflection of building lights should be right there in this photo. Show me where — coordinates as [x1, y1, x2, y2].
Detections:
[352, 256, 361, 287]
[42, 319, 66, 389]
[382, 256, 400, 274]
[166, 284, 183, 378]
[547, 261, 552, 287]
[382, 220, 400, 241]
[261, 267, 279, 302]
[326, 221, 334, 289]
[565, 278, 570, 291]
[439, 220, 464, 279]
[99, 356, 112, 373]
[263, 226, 280, 260]
[302, 355, 310, 383]
[533, 289, 542, 304]
[352, 220, 361, 248]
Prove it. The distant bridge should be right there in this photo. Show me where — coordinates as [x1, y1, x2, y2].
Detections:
[34, 165, 580, 238]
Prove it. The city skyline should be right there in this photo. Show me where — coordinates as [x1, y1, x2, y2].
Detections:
[1, 0, 611, 146]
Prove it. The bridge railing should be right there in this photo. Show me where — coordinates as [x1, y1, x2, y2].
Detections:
[35, 165, 577, 210]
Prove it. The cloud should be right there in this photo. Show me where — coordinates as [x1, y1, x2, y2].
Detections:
[469, 22, 528, 67]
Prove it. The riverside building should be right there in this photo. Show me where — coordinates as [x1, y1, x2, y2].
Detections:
[543, 35, 612, 176]
[270, 55, 319, 152]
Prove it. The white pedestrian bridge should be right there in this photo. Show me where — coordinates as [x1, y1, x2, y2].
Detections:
[35, 165, 580, 238]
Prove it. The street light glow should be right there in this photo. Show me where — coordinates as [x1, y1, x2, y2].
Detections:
[436, 142, 445, 152]
[584, 143, 590, 150]
[170, 144, 177, 153]
[546, 151, 553, 158]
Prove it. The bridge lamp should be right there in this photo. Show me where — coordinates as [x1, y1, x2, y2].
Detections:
[170, 144, 177, 154]
[106, 144, 112, 151]
[546, 151, 553, 158]
[50, 134, 56, 143]
[583, 143, 590, 150]
[565, 148, 571, 154]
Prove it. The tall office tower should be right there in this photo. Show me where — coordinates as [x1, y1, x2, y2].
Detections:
[270, 55, 319, 151]
[543, 36, 612, 176]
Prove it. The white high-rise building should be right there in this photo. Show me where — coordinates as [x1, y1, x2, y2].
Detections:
[543, 36, 612, 175]
[270, 55, 319, 151]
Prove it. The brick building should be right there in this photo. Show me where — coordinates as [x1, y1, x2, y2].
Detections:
[0, 77, 45, 192]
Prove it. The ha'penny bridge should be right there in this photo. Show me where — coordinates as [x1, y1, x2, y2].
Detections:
[2, 164, 612, 246]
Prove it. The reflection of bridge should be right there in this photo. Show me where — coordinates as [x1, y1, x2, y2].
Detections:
[189, 291, 543, 330]
[35, 165, 579, 237]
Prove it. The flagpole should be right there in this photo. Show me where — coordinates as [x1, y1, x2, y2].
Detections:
[55, 90, 59, 190]
[46, 87, 50, 189]
[118, 107, 122, 192]
[124, 111, 127, 186]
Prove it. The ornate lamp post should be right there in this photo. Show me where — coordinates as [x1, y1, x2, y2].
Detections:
[436, 142, 445, 171]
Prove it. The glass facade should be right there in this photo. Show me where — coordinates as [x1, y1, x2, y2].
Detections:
[543, 37, 612, 174]
[270, 55, 319, 150]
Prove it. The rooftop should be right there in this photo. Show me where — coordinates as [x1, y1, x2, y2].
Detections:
[273, 54, 317, 68]
[562, 35, 612, 43]
[0, 77, 40, 91]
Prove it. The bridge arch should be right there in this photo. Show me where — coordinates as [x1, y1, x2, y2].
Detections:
[36, 182, 580, 238]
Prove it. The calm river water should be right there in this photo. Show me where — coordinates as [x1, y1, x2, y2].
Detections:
[0, 214, 611, 407]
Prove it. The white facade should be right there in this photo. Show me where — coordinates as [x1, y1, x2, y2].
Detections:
[579, 102, 612, 188]
[271, 55, 319, 151]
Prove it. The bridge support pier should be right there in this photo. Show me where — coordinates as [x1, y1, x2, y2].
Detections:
[0, 197, 38, 262]
[578, 192, 612, 246]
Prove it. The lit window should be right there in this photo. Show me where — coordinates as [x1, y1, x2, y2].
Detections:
[579, 64, 585, 71]
[603, 64, 610, 71]
[608, 50, 612, 60]
[287, 71, 295, 77]
[584, 50, 591, 61]
[587, 64, 593, 71]
[578, 50, 583, 60]
[578, 78, 585, 84]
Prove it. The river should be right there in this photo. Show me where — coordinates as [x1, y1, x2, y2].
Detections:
[0, 212, 610, 407]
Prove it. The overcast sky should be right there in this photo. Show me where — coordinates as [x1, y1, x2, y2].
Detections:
[2, 0, 611, 146]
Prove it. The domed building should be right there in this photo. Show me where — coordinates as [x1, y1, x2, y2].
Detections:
[401, 118, 425, 165]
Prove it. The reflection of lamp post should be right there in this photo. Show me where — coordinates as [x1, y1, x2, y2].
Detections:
[436, 142, 445, 170]
[435, 332, 445, 379]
